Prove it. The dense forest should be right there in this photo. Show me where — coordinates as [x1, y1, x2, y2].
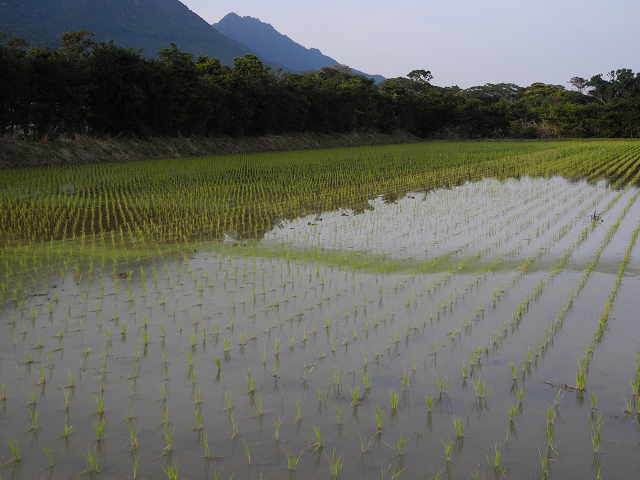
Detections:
[2, 31, 640, 140]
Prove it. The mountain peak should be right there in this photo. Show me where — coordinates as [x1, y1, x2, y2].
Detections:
[0, 0, 260, 66]
[213, 12, 383, 81]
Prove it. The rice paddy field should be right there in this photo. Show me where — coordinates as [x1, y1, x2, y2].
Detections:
[2, 140, 640, 480]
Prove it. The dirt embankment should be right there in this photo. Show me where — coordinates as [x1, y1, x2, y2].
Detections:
[0, 132, 422, 168]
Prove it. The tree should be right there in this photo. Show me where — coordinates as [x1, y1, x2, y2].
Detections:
[586, 69, 640, 104]
[232, 54, 268, 77]
[60, 30, 94, 56]
[86, 41, 149, 137]
[568, 76, 588, 94]
[465, 83, 523, 103]
[0, 34, 32, 136]
[407, 69, 433, 84]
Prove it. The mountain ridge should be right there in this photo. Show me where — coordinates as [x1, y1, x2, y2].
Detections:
[213, 12, 385, 82]
[0, 0, 270, 67]
[1, 0, 383, 80]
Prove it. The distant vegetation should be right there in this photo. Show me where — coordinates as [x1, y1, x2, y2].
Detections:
[2, 31, 640, 141]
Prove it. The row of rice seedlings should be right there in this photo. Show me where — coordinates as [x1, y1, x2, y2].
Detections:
[466, 187, 624, 366]
[2, 148, 636, 322]
[439, 185, 606, 347]
[574, 204, 640, 390]
[356, 179, 597, 341]
[3, 143, 639, 257]
[497, 194, 633, 393]
[512, 189, 640, 387]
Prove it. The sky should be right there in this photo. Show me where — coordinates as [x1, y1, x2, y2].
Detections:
[181, 0, 640, 89]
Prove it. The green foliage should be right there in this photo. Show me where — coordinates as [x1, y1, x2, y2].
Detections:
[1, 31, 640, 140]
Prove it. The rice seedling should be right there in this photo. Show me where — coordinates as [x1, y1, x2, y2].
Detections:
[80, 444, 101, 476]
[591, 414, 603, 453]
[92, 394, 105, 416]
[274, 416, 283, 441]
[310, 425, 323, 451]
[61, 416, 74, 438]
[358, 430, 373, 456]
[92, 419, 105, 442]
[243, 439, 253, 464]
[246, 376, 255, 394]
[42, 446, 54, 469]
[426, 394, 434, 413]
[325, 448, 344, 478]
[294, 399, 303, 424]
[508, 404, 521, 422]
[350, 386, 360, 408]
[334, 404, 343, 425]
[399, 370, 410, 390]
[486, 444, 506, 475]
[472, 376, 492, 399]
[436, 374, 452, 395]
[285, 448, 303, 470]
[452, 414, 465, 438]
[190, 409, 204, 432]
[361, 371, 372, 389]
[251, 395, 265, 418]
[576, 357, 587, 391]
[130, 454, 141, 480]
[3, 437, 21, 466]
[387, 431, 407, 456]
[129, 422, 140, 450]
[163, 460, 179, 480]
[374, 406, 383, 431]
[211, 467, 234, 480]
[389, 390, 400, 410]
[443, 440, 452, 463]
[160, 425, 174, 456]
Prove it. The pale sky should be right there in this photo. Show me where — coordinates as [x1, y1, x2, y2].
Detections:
[182, 0, 640, 88]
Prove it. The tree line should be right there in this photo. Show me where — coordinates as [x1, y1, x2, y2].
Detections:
[2, 31, 640, 140]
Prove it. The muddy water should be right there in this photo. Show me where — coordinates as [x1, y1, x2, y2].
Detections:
[1, 177, 639, 479]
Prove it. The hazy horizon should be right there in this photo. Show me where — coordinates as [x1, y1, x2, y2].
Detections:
[181, 0, 639, 89]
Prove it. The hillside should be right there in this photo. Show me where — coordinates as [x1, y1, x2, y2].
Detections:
[213, 13, 385, 82]
[0, 0, 273, 67]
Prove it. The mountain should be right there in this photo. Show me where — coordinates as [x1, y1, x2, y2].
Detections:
[0, 0, 275, 67]
[213, 13, 385, 82]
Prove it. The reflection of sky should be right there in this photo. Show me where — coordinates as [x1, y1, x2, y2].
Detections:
[262, 177, 602, 261]
[182, 0, 640, 88]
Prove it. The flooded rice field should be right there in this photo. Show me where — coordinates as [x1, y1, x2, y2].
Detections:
[2, 172, 640, 480]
